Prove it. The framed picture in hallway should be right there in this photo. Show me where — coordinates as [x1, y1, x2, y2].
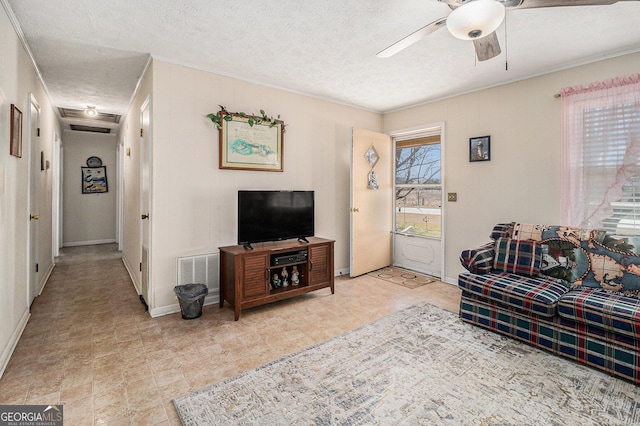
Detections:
[469, 135, 490, 162]
[10, 104, 22, 158]
[82, 166, 108, 193]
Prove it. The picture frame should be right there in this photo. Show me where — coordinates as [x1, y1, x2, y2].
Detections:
[10, 104, 23, 158]
[219, 112, 284, 171]
[82, 166, 108, 193]
[469, 135, 490, 162]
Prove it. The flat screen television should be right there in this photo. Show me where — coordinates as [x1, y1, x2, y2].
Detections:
[238, 190, 314, 249]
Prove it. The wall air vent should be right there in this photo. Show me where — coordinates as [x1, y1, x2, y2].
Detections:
[58, 107, 121, 123]
[69, 124, 111, 134]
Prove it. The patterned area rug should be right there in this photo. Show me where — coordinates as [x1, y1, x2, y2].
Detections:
[173, 303, 639, 425]
[367, 266, 435, 289]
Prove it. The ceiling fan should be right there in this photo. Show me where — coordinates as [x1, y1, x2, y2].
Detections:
[377, 0, 635, 62]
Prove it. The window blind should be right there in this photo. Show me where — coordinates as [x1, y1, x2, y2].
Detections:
[582, 101, 640, 234]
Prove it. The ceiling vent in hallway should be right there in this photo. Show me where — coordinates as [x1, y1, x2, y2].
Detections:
[69, 124, 111, 134]
[58, 107, 121, 123]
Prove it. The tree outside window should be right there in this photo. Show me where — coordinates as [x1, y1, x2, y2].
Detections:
[395, 140, 441, 238]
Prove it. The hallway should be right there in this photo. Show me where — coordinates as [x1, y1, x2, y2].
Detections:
[0, 244, 461, 425]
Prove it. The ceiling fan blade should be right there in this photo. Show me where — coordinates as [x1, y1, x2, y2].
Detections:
[376, 17, 448, 58]
[513, 0, 619, 9]
[473, 31, 501, 61]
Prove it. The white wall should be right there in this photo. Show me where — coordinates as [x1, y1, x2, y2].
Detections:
[116, 49, 640, 315]
[119, 59, 382, 314]
[383, 51, 640, 284]
[62, 130, 117, 245]
[0, 3, 60, 377]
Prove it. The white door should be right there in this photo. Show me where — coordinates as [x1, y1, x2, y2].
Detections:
[140, 96, 152, 308]
[27, 94, 40, 304]
[393, 128, 444, 278]
[350, 128, 393, 277]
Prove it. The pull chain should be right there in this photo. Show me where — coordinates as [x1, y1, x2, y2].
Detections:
[505, 13, 509, 71]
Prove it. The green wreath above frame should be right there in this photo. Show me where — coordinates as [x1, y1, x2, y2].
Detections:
[206, 105, 287, 133]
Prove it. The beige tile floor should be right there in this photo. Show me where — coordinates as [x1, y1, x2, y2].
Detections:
[0, 244, 461, 425]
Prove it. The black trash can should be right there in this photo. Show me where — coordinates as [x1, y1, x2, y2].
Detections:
[174, 283, 208, 319]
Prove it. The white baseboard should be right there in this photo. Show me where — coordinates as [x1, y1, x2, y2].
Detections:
[0, 308, 30, 380]
[335, 268, 350, 277]
[38, 260, 55, 296]
[62, 239, 116, 247]
[122, 257, 141, 294]
[149, 304, 180, 318]
[443, 276, 457, 285]
[150, 293, 220, 318]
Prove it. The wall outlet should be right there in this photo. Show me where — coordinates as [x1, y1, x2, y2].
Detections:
[447, 193, 457, 202]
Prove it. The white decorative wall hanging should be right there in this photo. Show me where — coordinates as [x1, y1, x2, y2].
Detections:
[365, 144, 380, 190]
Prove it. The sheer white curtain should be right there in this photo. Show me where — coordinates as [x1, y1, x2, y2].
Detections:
[560, 73, 640, 232]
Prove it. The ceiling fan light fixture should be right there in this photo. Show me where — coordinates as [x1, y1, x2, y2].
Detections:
[84, 106, 98, 117]
[446, 0, 505, 41]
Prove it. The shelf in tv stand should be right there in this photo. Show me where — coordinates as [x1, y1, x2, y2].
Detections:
[269, 282, 309, 296]
[218, 237, 335, 320]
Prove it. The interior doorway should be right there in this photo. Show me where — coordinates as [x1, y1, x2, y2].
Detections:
[27, 94, 41, 305]
[392, 125, 444, 279]
[140, 96, 152, 309]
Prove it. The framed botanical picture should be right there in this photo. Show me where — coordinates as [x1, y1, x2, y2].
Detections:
[82, 166, 109, 193]
[469, 135, 490, 162]
[10, 104, 23, 158]
[219, 112, 284, 172]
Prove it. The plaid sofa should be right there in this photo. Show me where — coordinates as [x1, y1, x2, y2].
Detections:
[458, 223, 640, 385]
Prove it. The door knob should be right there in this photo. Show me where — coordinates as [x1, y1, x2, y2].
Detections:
[141, 214, 149, 220]
[30, 214, 39, 220]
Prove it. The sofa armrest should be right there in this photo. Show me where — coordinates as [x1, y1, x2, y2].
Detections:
[460, 242, 495, 274]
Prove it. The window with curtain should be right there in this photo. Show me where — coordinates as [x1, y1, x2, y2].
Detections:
[560, 74, 640, 235]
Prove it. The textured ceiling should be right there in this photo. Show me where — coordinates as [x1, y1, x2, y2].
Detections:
[5, 0, 640, 131]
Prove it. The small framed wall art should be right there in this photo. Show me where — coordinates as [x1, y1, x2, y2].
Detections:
[219, 112, 284, 172]
[82, 166, 108, 193]
[82, 156, 108, 194]
[10, 104, 23, 158]
[469, 135, 490, 162]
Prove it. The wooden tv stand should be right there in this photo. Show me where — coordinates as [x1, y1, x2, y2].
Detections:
[219, 237, 335, 320]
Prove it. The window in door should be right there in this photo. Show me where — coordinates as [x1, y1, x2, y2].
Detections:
[395, 135, 441, 238]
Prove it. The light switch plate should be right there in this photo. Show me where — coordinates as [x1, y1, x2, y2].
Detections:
[448, 193, 457, 202]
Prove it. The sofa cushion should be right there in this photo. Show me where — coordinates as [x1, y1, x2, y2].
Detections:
[558, 288, 640, 340]
[493, 238, 542, 277]
[459, 272, 571, 317]
[460, 242, 494, 274]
